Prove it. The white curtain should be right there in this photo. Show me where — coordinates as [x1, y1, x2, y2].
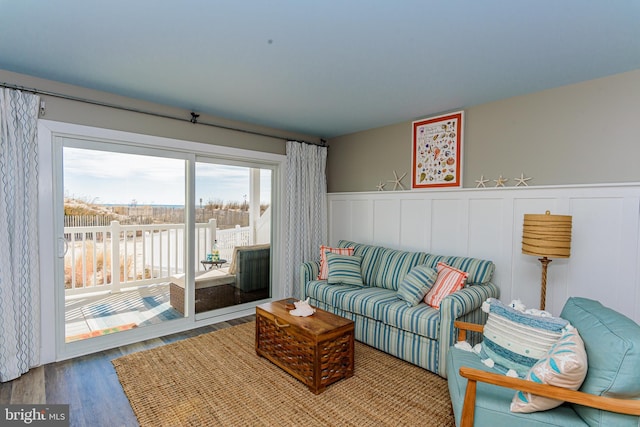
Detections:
[283, 141, 328, 299]
[0, 89, 41, 382]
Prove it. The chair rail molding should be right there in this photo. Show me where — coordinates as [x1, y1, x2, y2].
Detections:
[327, 183, 640, 323]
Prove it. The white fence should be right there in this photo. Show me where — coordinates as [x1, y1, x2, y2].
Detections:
[64, 219, 251, 296]
[64, 215, 113, 227]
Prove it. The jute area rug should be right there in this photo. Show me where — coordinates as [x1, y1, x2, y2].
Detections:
[112, 322, 455, 427]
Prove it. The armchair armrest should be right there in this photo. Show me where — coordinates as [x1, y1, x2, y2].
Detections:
[458, 367, 640, 427]
[299, 261, 320, 299]
[437, 282, 499, 377]
[454, 320, 484, 342]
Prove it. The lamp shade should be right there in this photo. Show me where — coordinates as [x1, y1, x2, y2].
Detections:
[522, 210, 572, 258]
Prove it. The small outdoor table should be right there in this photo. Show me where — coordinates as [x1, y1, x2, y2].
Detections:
[200, 259, 227, 270]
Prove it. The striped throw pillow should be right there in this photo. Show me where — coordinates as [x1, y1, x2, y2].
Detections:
[326, 252, 364, 286]
[318, 245, 354, 280]
[423, 262, 468, 308]
[397, 265, 438, 306]
[479, 298, 569, 377]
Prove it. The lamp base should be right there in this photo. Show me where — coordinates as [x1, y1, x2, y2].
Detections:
[538, 257, 551, 311]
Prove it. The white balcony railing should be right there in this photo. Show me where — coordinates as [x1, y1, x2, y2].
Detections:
[64, 219, 251, 296]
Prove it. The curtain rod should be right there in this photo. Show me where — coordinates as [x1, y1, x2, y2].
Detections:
[0, 81, 327, 148]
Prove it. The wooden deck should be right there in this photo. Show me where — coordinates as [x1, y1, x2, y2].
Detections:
[65, 283, 181, 342]
[65, 268, 269, 343]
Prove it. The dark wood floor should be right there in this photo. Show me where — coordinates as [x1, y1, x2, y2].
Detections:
[0, 315, 255, 427]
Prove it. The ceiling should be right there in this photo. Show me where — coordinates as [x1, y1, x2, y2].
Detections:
[1, 1, 639, 139]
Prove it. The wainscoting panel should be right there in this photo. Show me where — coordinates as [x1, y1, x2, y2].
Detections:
[566, 196, 639, 319]
[431, 198, 467, 256]
[328, 184, 640, 323]
[400, 198, 431, 252]
[373, 199, 401, 247]
[328, 199, 352, 242]
[351, 200, 374, 244]
[468, 197, 509, 290]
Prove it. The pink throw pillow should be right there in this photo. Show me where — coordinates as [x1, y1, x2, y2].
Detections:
[423, 262, 468, 308]
[318, 245, 354, 280]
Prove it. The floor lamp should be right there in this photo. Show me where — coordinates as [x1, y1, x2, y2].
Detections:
[522, 211, 572, 310]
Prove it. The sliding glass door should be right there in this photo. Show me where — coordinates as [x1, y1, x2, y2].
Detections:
[47, 125, 280, 359]
[193, 159, 272, 316]
[60, 138, 189, 344]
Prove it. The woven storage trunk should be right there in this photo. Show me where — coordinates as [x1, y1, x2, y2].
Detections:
[255, 300, 354, 394]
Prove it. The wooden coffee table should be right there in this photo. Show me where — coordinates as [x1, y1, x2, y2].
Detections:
[255, 299, 354, 394]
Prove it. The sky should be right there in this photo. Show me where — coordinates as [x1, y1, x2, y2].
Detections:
[63, 147, 271, 206]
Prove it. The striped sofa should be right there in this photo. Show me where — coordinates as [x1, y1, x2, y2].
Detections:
[300, 240, 499, 378]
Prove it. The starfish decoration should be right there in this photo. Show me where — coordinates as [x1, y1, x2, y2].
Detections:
[387, 170, 407, 191]
[376, 181, 386, 191]
[514, 173, 532, 187]
[475, 175, 489, 188]
[494, 175, 508, 187]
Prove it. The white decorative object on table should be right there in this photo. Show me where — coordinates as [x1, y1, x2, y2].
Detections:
[376, 181, 386, 191]
[514, 173, 532, 187]
[289, 298, 316, 317]
[475, 175, 489, 188]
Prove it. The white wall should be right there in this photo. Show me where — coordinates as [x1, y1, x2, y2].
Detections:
[328, 184, 640, 323]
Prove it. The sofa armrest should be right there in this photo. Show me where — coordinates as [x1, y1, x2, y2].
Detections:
[458, 366, 640, 427]
[441, 282, 499, 319]
[437, 282, 499, 377]
[300, 261, 320, 299]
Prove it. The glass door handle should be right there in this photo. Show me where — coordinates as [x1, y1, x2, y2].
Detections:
[57, 236, 69, 257]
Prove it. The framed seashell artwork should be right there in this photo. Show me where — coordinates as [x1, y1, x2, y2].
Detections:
[412, 111, 463, 189]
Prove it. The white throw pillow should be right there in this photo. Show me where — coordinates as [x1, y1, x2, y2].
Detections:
[510, 328, 588, 413]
